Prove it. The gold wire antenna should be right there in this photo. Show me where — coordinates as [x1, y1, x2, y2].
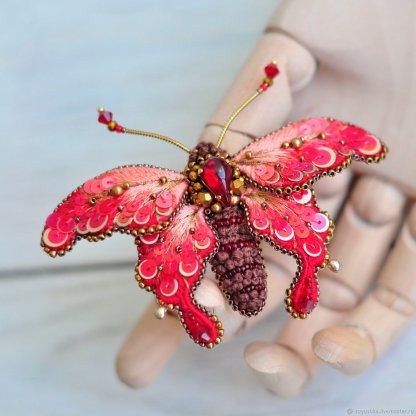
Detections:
[97, 61, 279, 153]
[97, 107, 190, 153]
[216, 60, 279, 148]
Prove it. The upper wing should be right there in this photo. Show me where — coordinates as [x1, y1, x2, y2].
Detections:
[241, 186, 332, 318]
[41, 165, 188, 256]
[234, 118, 387, 191]
[135, 205, 223, 348]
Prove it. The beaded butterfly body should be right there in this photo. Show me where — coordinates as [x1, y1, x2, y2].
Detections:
[41, 63, 387, 348]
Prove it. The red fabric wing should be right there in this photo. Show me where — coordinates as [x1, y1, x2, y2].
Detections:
[135, 205, 223, 347]
[41, 165, 188, 255]
[234, 118, 387, 191]
[241, 187, 332, 317]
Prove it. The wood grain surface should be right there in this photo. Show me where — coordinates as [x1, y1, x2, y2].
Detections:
[1, 1, 415, 415]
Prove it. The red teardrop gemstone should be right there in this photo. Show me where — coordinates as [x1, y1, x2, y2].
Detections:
[98, 111, 113, 125]
[200, 157, 233, 206]
[264, 63, 279, 79]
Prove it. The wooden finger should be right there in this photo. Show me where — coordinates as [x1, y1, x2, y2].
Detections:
[319, 176, 405, 309]
[201, 32, 316, 154]
[116, 270, 228, 388]
[244, 176, 405, 396]
[268, 0, 416, 196]
[116, 302, 184, 388]
[313, 202, 416, 374]
[314, 171, 352, 217]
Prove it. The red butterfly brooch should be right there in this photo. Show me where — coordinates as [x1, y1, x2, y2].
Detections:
[41, 62, 387, 348]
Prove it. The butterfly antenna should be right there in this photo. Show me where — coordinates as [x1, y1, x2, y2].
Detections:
[216, 60, 280, 148]
[97, 108, 191, 153]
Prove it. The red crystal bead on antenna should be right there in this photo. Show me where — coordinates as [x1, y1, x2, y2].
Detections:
[264, 62, 279, 79]
[98, 110, 113, 125]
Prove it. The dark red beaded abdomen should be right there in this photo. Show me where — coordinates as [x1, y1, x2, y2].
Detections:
[210, 205, 267, 316]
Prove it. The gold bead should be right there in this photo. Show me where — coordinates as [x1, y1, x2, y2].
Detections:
[245, 151, 253, 159]
[193, 182, 203, 191]
[196, 192, 213, 207]
[211, 203, 222, 213]
[154, 306, 167, 320]
[147, 227, 155, 234]
[159, 176, 167, 184]
[108, 121, 117, 131]
[299, 313, 307, 319]
[291, 138, 302, 148]
[282, 141, 290, 149]
[110, 185, 123, 196]
[231, 177, 245, 195]
[188, 171, 198, 181]
[138, 228, 146, 235]
[122, 181, 130, 190]
[97, 107, 104, 113]
[233, 168, 241, 179]
[231, 195, 240, 205]
[263, 76, 273, 86]
[329, 259, 342, 272]
[292, 312, 299, 319]
[155, 224, 163, 231]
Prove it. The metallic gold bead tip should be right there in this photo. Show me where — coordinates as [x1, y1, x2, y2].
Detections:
[196, 192, 213, 207]
[329, 259, 342, 272]
[107, 120, 117, 131]
[154, 306, 167, 320]
[97, 107, 104, 113]
[211, 202, 222, 213]
[110, 185, 124, 196]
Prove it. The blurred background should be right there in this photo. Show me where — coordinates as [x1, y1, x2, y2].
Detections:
[0, 1, 415, 415]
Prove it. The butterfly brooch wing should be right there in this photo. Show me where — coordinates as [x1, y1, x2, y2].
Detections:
[41, 165, 189, 255]
[234, 117, 387, 317]
[135, 205, 222, 347]
[41, 165, 223, 347]
[234, 117, 387, 192]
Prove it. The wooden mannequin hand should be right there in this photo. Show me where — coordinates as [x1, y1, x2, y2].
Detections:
[115, 0, 416, 396]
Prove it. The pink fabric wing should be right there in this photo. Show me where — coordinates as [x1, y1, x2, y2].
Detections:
[234, 118, 387, 191]
[241, 186, 332, 317]
[135, 205, 222, 347]
[41, 165, 188, 256]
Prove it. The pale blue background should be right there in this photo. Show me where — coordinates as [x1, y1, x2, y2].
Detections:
[0, 1, 415, 415]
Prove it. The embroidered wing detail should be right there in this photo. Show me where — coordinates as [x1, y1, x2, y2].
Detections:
[241, 186, 332, 317]
[41, 165, 188, 256]
[234, 118, 387, 191]
[135, 205, 222, 347]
